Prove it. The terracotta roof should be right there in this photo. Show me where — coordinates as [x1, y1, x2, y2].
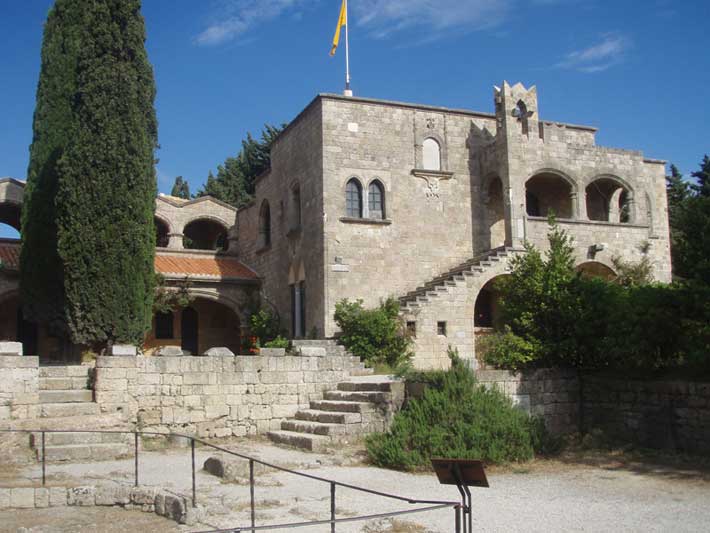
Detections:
[0, 240, 257, 282]
[155, 253, 258, 281]
[0, 239, 20, 271]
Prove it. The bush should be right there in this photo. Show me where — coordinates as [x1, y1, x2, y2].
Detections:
[366, 359, 547, 470]
[334, 298, 412, 368]
[482, 327, 539, 371]
[249, 308, 281, 346]
[263, 336, 289, 349]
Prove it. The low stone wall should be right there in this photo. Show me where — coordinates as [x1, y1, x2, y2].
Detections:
[0, 353, 39, 421]
[0, 485, 203, 525]
[583, 376, 710, 454]
[475, 369, 580, 434]
[94, 353, 365, 438]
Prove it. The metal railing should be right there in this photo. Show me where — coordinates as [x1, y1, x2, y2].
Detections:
[0, 429, 465, 532]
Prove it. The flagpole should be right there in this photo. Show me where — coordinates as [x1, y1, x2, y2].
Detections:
[344, 0, 352, 95]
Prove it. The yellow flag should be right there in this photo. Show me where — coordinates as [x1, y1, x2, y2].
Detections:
[330, 0, 347, 56]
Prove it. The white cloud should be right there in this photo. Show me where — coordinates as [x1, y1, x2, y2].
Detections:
[353, 0, 510, 39]
[195, 0, 310, 46]
[556, 33, 631, 73]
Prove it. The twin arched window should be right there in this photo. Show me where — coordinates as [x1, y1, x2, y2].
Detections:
[346, 178, 385, 220]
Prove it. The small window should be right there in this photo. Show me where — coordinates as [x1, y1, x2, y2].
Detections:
[259, 201, 271, 247]
[406, 321, 417, 337]
[345, 179, 363, 218]
[368, 181, 385, 220]
[155, 311, 174, 340]
[437, 321, 447, 336]
[422, 138, 441, 171]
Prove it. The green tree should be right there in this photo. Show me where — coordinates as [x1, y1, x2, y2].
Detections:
[170, 176, 190, 199]
[199, 124, 285, 207]
[22, 0, 158, 348]
[20, 0, 83, 330]
[690, 155, 710, 198]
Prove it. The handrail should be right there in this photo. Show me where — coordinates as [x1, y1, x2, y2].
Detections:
[0, 428, 463, 532]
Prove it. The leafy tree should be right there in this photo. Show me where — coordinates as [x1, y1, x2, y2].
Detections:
[22, 0, 158, 348]
[20, 0, 84, 330]
[170, 176, 190, 199]
[690, 155, 710, 197]
[674, 195, 710, 285]
[199, 124, 285, 207]
[665, 164, 689, 265]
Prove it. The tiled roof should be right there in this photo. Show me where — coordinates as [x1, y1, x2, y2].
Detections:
[0, 240, 258, 281]
[0, 239, 20, 271]
[155, 253, 259, 281]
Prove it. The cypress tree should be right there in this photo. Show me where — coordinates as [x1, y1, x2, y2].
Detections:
[22, 0, 158, 348]
[20, 0, 83, 332]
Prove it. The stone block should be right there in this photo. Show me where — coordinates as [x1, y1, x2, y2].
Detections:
[156, 346, 184, 357]
[35, 488, 49, 508]
[296, 346, 326, 357]
[0, 488, 10, 509]
[130, 487, 156, 505]
[0, 342, 23, 356]
[205, 347, 235, 356]
[68, 487, 95, 506]
[10, 488, 35, 508]
[96, 356, 137, 368]
[260, 348, 286, 357]
[49, 487, 68, 507]
[162, 494, 186, 523]
[111, 345, 137, 356]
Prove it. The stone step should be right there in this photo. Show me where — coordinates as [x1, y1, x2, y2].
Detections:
[324, 390, 389, 403]
[295, 409, 361, 425]
[281, 419, 346, 437]
[40, 402, 101, 418]
[30, 431, 128, 447]
[337, 381, 396, 392]
[39, 390, 93, 404]
[349, 367, 374, 376]
[309, 400, 375, 413]
[39, 377, 90, 391]
[38, 442, 131, 463]
[267, 430, 329, 452]
[39, 366, 91, 379]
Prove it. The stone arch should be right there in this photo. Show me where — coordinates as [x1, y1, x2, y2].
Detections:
[0, 199, 22, 238]
[576, 261, 617, 281]
[184, 288, 249, 325]
[183, 217, 229, 251]
[422, 137, 442, 171]
[525, 169, 577, 219]
[585, 175, 634, 223]
[473, 274, 509, 330]
[154, 215, 171, 248]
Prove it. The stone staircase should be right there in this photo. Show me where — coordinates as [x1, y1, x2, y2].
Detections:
[29, 365, 132, 462]
[398, 246, 521, 312]
[267, 375, 404, 452]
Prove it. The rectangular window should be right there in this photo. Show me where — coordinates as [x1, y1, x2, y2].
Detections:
[437, 321, 447, 336]
[406, 321, 416, 337]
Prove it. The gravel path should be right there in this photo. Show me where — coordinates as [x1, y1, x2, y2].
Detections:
[6, 438, 710, 532]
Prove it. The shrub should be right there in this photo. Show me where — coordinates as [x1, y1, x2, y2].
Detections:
[249, 308, 280, 346]
[366, 359, 546, 470]
[482, 326, 539, 371]
[334, 298, 412, 368]
[263, 336, 289, 349]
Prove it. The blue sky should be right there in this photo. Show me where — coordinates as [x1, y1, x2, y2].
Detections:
[1, 0, 709, 239]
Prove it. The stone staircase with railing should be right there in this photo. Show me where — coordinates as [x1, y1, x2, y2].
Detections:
[27, 365, 132, 462]
[267, 375, 404, 452]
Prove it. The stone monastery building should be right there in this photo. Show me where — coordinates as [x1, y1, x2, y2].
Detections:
[0, 82, 672, 369]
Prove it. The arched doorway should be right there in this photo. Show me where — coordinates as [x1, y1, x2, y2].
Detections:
[181, 307, 199, 355]
[526, 172, 575, 219]
[473, 275, 508, 366]
[577, 261, 617, 281]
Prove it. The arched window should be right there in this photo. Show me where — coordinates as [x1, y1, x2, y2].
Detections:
[368, 181, 385, 220]
[422, 138, 441, 171]
[259, 201, 271, 247]
[345, 179, 363, 218]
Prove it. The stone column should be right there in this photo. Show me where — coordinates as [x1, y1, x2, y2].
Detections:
[167, 233, 184, 249]
[569, 191, 579, 219]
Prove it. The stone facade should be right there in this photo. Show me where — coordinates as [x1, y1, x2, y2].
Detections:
[93, 351, 367, 438]
[238, 82, 671, 368]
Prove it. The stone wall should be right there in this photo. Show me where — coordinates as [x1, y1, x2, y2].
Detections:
[475, 369, 580, 434]
[0, 351, 39, 421]
[583, 376, 710, 454]
[94, 352, 363, 438]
